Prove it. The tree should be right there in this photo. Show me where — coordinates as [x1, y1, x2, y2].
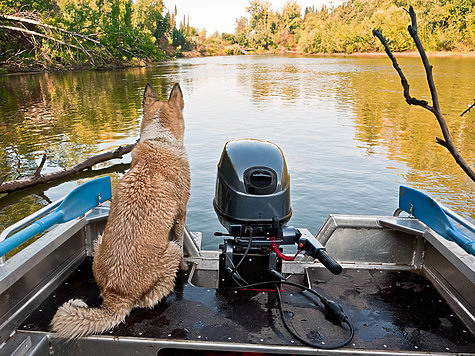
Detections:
[133, 0, 163, 33]
[246, 0, 274, 49]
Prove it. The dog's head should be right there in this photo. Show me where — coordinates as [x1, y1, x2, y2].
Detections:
[141, 83, 185, 142]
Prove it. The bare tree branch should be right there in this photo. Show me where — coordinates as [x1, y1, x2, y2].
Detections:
[460, 100, 475, 117]
[0, 12, 138, 64]
[372, 29, 432, 109]
[33, 153, 47, 179]
[373, 6, 475, 181]
[0, 143, 135, 194]
[0, 14, 102, 45]
[35, 191, 52, 204]
[0, 163, 130, 211]
[436, 137, 447, 148]
[0, 25, 84, 51]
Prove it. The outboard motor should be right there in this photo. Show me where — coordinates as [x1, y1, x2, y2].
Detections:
[214, 139, 342, 288]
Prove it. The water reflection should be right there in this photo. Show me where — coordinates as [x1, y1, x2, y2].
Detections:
[0, 55, 473, 250]
[0, 67, 175, 231]
[348, 56, 474, 209]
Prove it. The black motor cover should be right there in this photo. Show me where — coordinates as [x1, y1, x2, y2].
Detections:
[213, 139, 292, 235]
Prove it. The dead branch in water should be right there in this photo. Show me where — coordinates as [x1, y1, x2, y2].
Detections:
[372, 6, 475, 181]
[0, 163, 130, 211]
[0, 144, 135, 194]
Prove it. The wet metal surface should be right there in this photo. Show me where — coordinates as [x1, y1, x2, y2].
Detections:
[20, 258, 475, 352]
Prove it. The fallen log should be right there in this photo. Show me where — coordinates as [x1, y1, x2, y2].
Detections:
[0, 163, 130, 211]
[0, 143, 135, 194]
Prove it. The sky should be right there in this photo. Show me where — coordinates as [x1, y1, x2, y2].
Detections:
[162, 0, 343, 35]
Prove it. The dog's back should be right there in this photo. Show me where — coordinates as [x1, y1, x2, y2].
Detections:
[51, 83, 190, 338]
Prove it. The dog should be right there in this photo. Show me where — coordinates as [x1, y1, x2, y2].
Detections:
[50, 83, 190, 338]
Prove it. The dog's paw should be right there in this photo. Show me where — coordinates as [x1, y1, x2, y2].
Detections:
[67, 299, 88, 308]
[179, 259, 189, 271]
[93, 234, 103, 255]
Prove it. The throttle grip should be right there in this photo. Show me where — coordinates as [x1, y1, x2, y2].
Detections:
[315, 249, 342, 275]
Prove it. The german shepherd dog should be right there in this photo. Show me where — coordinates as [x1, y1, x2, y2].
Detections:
[51, 83, 190, 338]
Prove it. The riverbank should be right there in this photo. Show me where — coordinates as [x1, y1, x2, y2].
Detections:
[1, 50, 474, 75]
[0, 61, 147, 75]
[327, 51, 475, 58]
[183, 49, 475, 58]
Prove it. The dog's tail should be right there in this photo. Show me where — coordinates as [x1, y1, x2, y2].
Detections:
[50, 294, 133, 339]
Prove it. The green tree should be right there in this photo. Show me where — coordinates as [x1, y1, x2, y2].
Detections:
[246, 0, 275, 49]
[236, 0, 475, 54]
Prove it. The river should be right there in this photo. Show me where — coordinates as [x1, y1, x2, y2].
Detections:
[0, 55, 473, 251]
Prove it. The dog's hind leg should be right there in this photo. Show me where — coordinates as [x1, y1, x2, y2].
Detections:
[172, 209, 186, 246]
[135, 241, 181, 309]
[172, 209, 188, 270]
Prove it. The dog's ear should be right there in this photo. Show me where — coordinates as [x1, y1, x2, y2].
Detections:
[168, 83, 184, 110]
[143, 83, 158, 107]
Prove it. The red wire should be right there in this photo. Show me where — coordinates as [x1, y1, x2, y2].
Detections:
[270, 236, 301, 261]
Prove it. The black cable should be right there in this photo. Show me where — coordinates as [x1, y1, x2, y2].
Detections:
[223, 254, 247, 286]
[230, 279, 354, 350]
[275, 283, 354, 350]
[227, 229, 253, 283]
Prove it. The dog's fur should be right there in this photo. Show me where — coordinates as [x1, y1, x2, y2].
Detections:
[50, 83, 190, 338]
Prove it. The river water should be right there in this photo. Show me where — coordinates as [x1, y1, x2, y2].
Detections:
[0, 55, 473, 250]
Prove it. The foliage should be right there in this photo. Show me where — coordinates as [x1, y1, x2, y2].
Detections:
[235, 0, 475, 54]
[1, 0, 473, 71]
[0, 0, 196, 71]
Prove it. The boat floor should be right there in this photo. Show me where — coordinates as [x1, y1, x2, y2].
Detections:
[19, 257, 474, 353]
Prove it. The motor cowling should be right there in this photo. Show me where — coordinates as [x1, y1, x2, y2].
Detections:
[213, 139, 292, 236]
